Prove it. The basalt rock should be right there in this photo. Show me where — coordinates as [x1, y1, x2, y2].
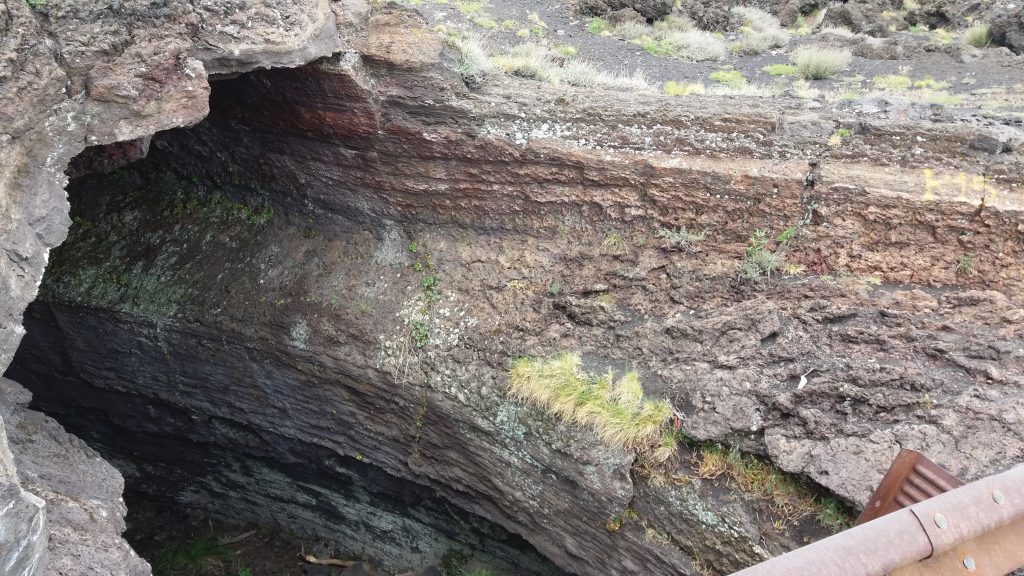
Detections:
[0, 0, 344, 573]
[575, 0, 674, 20]
[3, 2, 1024, 576]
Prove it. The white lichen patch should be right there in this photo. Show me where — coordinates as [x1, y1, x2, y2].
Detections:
[375, 290, 479, 383]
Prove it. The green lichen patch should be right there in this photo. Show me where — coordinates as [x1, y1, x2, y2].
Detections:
[40, 171, 274, 318]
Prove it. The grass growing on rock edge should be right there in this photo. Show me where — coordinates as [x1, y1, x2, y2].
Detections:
[508, 353, 675, 453]
[509, 355, 855, 533]
[694, 444, 854, 531]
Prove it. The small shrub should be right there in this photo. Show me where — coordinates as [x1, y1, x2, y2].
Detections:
[472, 16, 497, 29]
[638, 36, 675, 56]
[653, 14, 693, 34]
[558, 60, 651, 91]
[664, 81, 706, 96]
[154, 536, 231, 576]
[587, 17, 609, 34]
[501, 19, 518, 30]
[421, 273, 441, 302]
[956, 254, 976, 276]
[410, 319, 430, 348]
[662, 30, 728, 61]
[931, 27, 955, 44]
[820, 25, 856, 37]
[963, 23, 990, 48]
[694, 445, 850, 528]
[740, 226, 797, 283]
[553, 44, 578, 58]
[828, 128, 852, 148]
[762, 63, 799, 76]
[790, 46, 851, 80]
[730, 6, 789, 55]
[709, 68, 747, 89]
[817, 497, 853, 532]
[913, 77, 949, 90]
[731, 29, 790, 55]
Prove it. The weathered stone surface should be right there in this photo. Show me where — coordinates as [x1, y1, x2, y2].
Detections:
[0, 415, 47, 576]
[3, 2, 1024, 576]
[7, 11, 1024, 573]
[0, 0, 345, 573]
[1, 378, 150, 576]
[575, 0, 674, 20]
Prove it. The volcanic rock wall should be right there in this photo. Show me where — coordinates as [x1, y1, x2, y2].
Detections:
[7, 5, 1024, 575]
[0, 0, 347, 572]
[3, 1, 1024, 575]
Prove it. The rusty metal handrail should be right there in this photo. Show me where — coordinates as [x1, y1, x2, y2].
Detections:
[729, 465, 1024, 576]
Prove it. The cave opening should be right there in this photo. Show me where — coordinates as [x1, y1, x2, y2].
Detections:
[3, 61, 567, 576]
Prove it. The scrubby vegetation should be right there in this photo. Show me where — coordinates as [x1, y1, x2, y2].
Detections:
[790, 46, 851, 80]
[654, 226, 706, 250]
[599, 14, 728, 62]
[491, 43, 650, 90]
[729, 6, 789, 55]
[695, 444, 853, 530]
[740, 226, 797, 283]
[709, 67, 747, 89]
[963, 23, 990, 48]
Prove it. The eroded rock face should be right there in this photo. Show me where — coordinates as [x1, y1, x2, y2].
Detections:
[6, 6, 1024, 575]
[0, 378, 151, 576]
[0, 0, 344, 573]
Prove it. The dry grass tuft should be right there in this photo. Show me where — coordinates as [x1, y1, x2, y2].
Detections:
[508, 353, 674, 450]
[694, 444, 853, 530]
[492, 44, 651, 91]
[790, 46, 851, 79]
[730, 6, 789, 55]
[963, 23, 990, 48]
[447, 34, 495, 84]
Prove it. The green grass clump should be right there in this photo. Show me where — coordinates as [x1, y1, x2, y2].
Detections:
[472, 16, 497, 29]
[872, 74, 912, 91]
[963, 23, 990, 48]
[491, 43, 558, 82]
[587, 17, 609, 34]
[663, 81, 705, 96]
[553, 44, 578, 58]
[790, 46, 851, 79]
[913, 77, 949, 90]
[709, 68, 747, 89]
[509, 354, 673, 450]
[446, 34, 495, 84]
[454, 0, 488, 16]
[762, 63, 799, 76]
